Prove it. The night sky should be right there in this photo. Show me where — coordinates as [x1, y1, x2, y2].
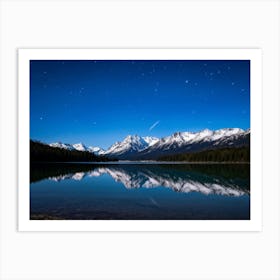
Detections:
[30, 60, 250, 149]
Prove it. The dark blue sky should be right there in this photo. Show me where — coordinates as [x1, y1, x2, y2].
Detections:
[30, 60, 250, 149]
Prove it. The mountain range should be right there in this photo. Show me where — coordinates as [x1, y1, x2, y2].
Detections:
[48, 128, 250, 160]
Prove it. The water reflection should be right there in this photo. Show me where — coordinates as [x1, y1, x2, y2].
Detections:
[47, 165, 249, 197]
[30, 163, 250, 220]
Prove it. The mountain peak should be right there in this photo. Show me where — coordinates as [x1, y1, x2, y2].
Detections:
[104, 134, 157, 156]
[200, 128, 212, 133]
[124, 134, 140, 141]
[72, 143, 88, 151]
[172, 132, 181, 137]
[143, 136, 159, 146]
[47, 127, 249, 160]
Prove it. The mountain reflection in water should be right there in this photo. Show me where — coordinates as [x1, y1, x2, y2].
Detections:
[30, 163, 250, 220]
[48, 166, 249, 197]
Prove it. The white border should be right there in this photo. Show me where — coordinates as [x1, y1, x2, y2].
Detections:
[18, 49, 262, 232]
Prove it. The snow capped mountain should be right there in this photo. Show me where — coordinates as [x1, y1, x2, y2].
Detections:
[49, 142, 75, 150]
[99, 128, 249, 159]
[103, 135, 159, 157]
[48, 128, 249, 160]
[49, 142, 104, 155]
[72, 143, 88, 152]
[142, 136, 160, 146]
[156, 128, 245, 149]
[134, 128, 249, 160]
[88, 146, 105, 155]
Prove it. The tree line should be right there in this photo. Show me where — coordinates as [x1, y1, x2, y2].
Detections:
[158, 146, 250, 162]
[30, 140, 114, 162]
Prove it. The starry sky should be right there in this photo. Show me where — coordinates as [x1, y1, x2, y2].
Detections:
[30, 60, 250, 149]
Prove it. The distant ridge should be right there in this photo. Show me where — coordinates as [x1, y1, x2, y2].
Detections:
[30, 140, 112, 162]
[46, 128, 250, 160]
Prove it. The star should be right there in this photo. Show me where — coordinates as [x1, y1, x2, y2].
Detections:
[79, 87, 85, 94]
[39, 117, 43, 121]
[231, 82, 235, 86]
[185, 80, 189, 84]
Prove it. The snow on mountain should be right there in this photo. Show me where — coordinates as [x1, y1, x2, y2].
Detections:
[103, 135, 158, 157]
[156, 128, 245, 149]
[244, 128, 250, 135]
[72, 143, 88, 152]
[49, 142, 75, 150]
[49, 142, 104, 155]
[159, 131, 197, 148]
[88, 146, 100, 152]
[88, 146, 105, 155]
[142, 136, 159, 146]
[48, 128, 249, 159]
[136, 128, 249, 159]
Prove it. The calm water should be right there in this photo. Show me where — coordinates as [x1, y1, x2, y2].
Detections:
[30, 163, 250, 220]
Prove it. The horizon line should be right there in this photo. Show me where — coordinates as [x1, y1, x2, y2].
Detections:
[31, 126, 250, 147]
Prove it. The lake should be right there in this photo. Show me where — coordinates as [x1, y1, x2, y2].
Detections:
[30, 163, 250, 220]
